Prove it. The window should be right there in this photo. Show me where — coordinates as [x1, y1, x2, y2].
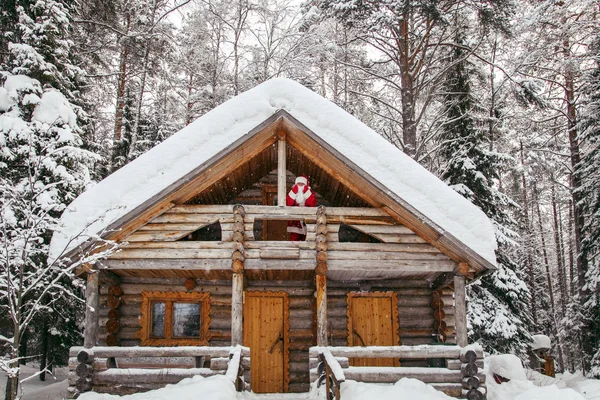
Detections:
[140, 291, 210, 346]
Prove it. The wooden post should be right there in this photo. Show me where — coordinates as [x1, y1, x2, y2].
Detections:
[316, 206, 328, 346]
[454, 274, 468, 347]
[277, 136, 286, 206]
[231, 205, 246, 346]
[84, 269, 99, 348]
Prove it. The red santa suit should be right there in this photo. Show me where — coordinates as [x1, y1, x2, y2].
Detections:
[286, 176, 317, 241]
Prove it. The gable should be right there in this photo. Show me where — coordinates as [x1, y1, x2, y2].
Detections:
[49, 79, 496, 273]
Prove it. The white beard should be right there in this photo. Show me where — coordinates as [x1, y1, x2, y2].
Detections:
[295, 190, 306, 206]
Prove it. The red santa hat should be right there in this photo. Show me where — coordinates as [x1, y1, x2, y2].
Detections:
[295, 175, 308, 186]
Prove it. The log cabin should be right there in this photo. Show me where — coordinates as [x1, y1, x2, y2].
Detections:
[51, 79, 496, 399]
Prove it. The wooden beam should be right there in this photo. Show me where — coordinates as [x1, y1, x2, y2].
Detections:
[84, 269, 99, 348]
[454, 275, 468, 347]
[309, 345, 482, 359]
[231, 273, 244, 346]
[316, 205, 327, 346]
[316, 275, 327, 346]
[278, 136, 287, 206]
[231, 205, 245, 346]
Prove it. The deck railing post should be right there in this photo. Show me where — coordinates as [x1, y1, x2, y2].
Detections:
[454, 273, 468, 347]
[84, 267, 99, 348]
[316, 206, 328, 346]
[231, 205, 246, 346]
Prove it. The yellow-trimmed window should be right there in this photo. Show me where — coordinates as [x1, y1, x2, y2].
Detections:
[140, 291, 210, 346]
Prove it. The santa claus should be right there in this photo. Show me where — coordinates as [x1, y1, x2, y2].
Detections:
[286, 175, 317, 241]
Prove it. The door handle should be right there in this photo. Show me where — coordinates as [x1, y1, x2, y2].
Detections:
[269, 333, 283, 354]
[353, 329, 366, 347]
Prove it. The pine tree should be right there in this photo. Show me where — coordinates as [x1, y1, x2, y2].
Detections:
[439, 29, 533, 357]
[0, 1, 99, 398]
[578, 33, 600, 375]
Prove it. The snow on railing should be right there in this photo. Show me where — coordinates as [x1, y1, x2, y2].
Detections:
[68, 345, 250, 397]
[309, 345, 486, 399]
[315, 348, 345, 400]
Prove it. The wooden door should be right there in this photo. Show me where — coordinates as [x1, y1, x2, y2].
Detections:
[347, 291, 400, 366]
[243, 291, 289, 393]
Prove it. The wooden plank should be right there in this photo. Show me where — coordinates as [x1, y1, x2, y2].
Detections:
[109, 248, 234, 259]
[84, 270, 99, 348]
[309, 345, 479, 359]
[316, 274, 327, 346]
[327, 251, 451, 261]
[278, 138, 286, 206]
[121, 241, 233, 250]
[343, 367, 463, 383]
[231, 273, 244, 346]
[348, 224, 414, 235]
[123, 231, 189, 242]
[138, 222, 220, 231]
[259, 248, 301, 259]
[327, 260, 456, 272]
[327, 242, 441, 253]
[454, 275, 468, 347]
[244, 259, 315, 270]
[98, 259, 232, 270]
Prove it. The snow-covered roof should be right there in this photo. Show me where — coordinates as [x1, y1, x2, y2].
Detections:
[49, 78, 497, 267]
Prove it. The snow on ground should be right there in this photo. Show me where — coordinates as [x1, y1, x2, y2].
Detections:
[0, 365, 69, 400]
[340, 378, 453, 400]
[485, 355, 588, 400]
[4, 357, 600, 400]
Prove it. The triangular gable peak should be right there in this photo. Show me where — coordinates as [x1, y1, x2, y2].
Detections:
[50, 79, 496, 277]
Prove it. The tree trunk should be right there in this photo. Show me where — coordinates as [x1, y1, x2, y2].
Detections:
[397, 14, 417, 158]
[18, 329, 28, 366]
[568, 199, 575, 296]
[113, 14, 131, 144]
[563, 46, 587, 302]
[39, 317, 49, 381]
[551, 183, 567, 316]
[520, 142, 538, 326]
[127, 0, 157, 161]
[5, 325, 20, 400]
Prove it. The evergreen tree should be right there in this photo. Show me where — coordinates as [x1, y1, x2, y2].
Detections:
[578, 33, 600, 375]
[439, 29, 532, 356]
[0, 1, 98, 398]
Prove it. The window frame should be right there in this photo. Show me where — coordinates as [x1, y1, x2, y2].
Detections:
[140, 291, 211, 346]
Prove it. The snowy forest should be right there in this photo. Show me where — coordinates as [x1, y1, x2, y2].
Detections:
[0, 0, 599, 397]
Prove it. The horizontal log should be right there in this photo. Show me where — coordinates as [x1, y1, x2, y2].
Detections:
[259, 248, 301, 259]
[150, 214, 223, 224]
[327, 260, 456, 272]
[344, 366, 461, 383]
[244, 259, 315, 270]
[348, 224, 414, 235]
[98, 259, 232, 270]
[139, 222, 225, 231]
[326, 251, 450, 261]
[310, 345, 468, 360]
[123, 242, 234, 250]
[109, 248, 234, 260]
[70, 346, 249, 358]
[372, 234, 428, 244]
[125, 231, 189, 242]
[327, 279, 430, 288]
[93, 368, 223, 385]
